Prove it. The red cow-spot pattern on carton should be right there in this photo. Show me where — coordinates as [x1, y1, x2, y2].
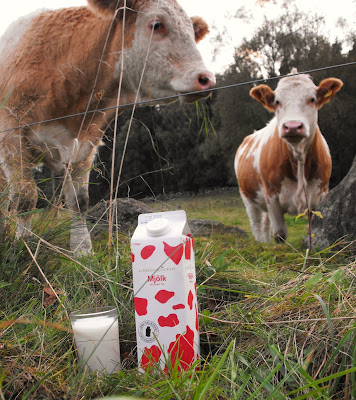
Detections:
[131, 210, 199, 372]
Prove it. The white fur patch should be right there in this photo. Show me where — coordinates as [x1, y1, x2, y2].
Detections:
[266, 193, 287, 240]
[278, 177, 323, 215]
[246, 118, 276, 173]
[241, 192, 270, 242]
[0, 10, 44, 63]
[28, 123, 95, 172]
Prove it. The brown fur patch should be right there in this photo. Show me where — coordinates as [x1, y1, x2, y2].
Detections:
[191, 16, 209, 43]
[236, 135, 261, 200]
[259, 127, 297, 196]
[87, 0, 138, 19]
[250, 84, 276, 112]
[317, 78, 343, 109]
[258, 127, 331, 197]
[304, 127, 332, 192]
[2, 6, 137, 141]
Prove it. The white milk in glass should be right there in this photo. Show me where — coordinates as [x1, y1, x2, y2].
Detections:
[70, 307, 120, 373]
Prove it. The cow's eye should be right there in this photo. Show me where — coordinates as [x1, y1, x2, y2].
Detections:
[275, 100, 281, 106]
[149, 20, 165, 33]
[308, 97, 316, 105]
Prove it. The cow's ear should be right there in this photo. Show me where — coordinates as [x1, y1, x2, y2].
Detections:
[317, 78, 343, 108]
[250, 84, 276, 112]
[191, 17, 209, 43]
[87, 0, 136, 19]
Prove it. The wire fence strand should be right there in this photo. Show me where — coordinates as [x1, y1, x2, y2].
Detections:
[1, 61, 355, 135]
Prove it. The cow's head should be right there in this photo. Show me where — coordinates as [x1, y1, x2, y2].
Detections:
[88, 0, 216, 103]
[250, 72, 343, 147]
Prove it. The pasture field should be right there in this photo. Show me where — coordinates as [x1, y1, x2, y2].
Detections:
[0, 191, 355, 399]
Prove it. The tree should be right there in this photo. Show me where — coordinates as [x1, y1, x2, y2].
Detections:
[311, 154, 356, 252]
[89, 100, 227, 202]
[155, 100, 227, 193]
[89, 107, 164, 203]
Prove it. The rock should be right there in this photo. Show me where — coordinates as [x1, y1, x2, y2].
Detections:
[87, 199, 248, 238]
[309, 155, 356, 253]
[88, 198, 152, 236]
[188, 219, 247, 237]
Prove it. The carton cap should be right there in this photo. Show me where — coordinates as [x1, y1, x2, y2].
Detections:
[146, 218, 170, 237]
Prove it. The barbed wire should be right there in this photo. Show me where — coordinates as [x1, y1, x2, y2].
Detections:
[0, 61, 355, 135]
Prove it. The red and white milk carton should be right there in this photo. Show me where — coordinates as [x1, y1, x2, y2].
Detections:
[131, 210, 199, 372]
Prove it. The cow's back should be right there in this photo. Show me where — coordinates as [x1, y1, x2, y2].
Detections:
[0, 7, 113, 121]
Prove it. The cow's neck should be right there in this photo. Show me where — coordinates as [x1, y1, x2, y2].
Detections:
[285, 135, 313, 164]
[284, 127, 320, 213]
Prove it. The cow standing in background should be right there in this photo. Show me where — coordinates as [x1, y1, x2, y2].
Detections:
[235, 72, 342, 243]
[0, 0, 215, 254]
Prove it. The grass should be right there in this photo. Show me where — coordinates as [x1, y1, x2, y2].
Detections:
[144, 190, 308, 246]
[0, 191, 355, 399]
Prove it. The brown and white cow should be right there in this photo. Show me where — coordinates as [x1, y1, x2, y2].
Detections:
[235, 72, 342, 243]
[0, 0, 215, 254]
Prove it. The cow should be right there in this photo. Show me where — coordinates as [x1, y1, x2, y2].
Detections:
[235, 71, 343, 243]
[0, 0, 215, 254]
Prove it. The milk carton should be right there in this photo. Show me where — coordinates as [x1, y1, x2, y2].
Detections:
[131, 210, 199, 372]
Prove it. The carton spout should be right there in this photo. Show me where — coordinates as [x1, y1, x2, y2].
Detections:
[146, 217, 170, 237]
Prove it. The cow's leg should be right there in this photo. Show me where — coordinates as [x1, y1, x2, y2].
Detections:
[241, 194, 269, 242]
[261, 211, 271, 242]
[63, 159, 93, 255]
[0, 166, 10, 236]
[13, 172, 38, 238]
[267, 196, 287, 243]
[0, 126, 37, 237]
[0, 135, 38, 238]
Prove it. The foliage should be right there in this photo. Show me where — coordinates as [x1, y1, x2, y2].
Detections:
[89, 101, 226, 203]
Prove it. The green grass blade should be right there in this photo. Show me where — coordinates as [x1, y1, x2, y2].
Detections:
[0, 88, 13, 110]
[21, 372, 52, 400]
[319, 327, 355, 377]
[314, 294, 335, 349]
[269, 344, 325, 400]
[246, 363, 283, 400]
[352, 338, 356, 398]
[235, 374, 251, 400]
[264, 369, 294, 400]
[287, 366, 356, 396]
[193, 341, 233, 400]
[292, 386, 329, 400]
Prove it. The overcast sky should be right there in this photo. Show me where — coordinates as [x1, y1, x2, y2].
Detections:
[0, 0, 354, 73]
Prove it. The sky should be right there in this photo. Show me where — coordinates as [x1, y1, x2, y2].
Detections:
[0, 0, 354, 74]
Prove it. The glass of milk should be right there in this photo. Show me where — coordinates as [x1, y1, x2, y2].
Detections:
[70, 306, 120, 374]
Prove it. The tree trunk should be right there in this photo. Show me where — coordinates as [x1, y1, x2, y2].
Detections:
[310, 155, 356, 253]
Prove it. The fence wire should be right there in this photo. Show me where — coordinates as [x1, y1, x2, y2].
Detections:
[0, 61, 355, 135]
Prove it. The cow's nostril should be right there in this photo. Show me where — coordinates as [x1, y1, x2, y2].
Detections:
[283, 121, 305, 136]
[197, 72, 215, 90]
[199, 75, 209, 86]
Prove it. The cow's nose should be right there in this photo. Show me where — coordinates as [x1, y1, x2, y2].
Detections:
[196, 72, 216, 91]
[283, 121, 305, 136]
